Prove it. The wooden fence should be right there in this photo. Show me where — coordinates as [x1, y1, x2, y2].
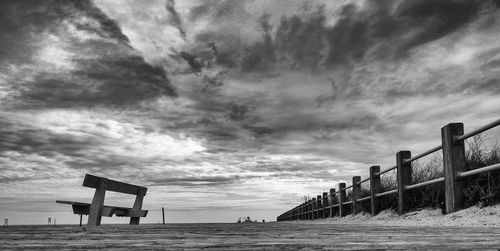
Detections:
[277, 119, 500, 221]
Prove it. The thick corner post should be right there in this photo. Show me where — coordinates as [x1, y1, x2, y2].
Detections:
[370, 166, 380, 216]
[352, 176, 361, 216]
[397, 151, 412, 215]
[338, 183, 346, 217]
[88, 178, 107, 227]
[442, 123, 466, 213]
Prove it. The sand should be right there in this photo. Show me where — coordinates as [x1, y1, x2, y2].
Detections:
[1, 206, 500, 250]
[308, 205, 500, 227]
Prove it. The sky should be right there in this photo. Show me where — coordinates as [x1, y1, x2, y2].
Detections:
[1, 0, 500, 225]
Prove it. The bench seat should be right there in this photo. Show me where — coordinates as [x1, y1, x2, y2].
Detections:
[56, 200, 148, 217]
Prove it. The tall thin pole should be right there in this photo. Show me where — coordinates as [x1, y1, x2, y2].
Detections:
[162, 207, 165, 224]
[79, 214, 82, 227]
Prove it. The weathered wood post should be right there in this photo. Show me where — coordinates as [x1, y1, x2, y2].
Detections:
[352, 176, 361, 216]
[317, 195, 322, 219]
[322, 192, 328, 218]
[397, 151, 412, 215]
[307, 199, 312, 220]
[88, 178, 107, 226]
[370, 166, 381, 216]
[300, 202, 303, 220]
[79, 214, 83, 227]
[442, 123, 466, 214]
[162, 207, 165, 224]
[338, 183, 346, 217]
[329, 188, 336, 217]
[311, 197, 317, 219]
[130, 187, 146, 225]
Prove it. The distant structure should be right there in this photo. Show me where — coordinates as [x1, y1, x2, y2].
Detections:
[4, 218, 7, 228]
[162, 207, 165, 225]
[56, 174, 148, 227]
[48, 217, 51, 225]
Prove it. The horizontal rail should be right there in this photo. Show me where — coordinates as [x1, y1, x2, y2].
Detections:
[456, 163, 500, 178]
[375, 189, 397, 198]
[404, 145, 442, 164]
[376, 166, 396, 176]
[405, 177, 444, 190]
[357, 196, 371, 202]
[357, 177, 370, 185]
[331, 204, 339, 207]
[342, 201, 354, 205]
[455, 119, 500, 142]
[345, 185, 353, 190]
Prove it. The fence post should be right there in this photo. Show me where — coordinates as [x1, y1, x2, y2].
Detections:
[316, 195, 323, 219]
[352, 176, 361, 216]
[299, 204, 302, 220]
[338, 183, 346, 217]
[442, 123, 466, 214]
[322, 192, 328, 218]
[329, 188, 336, 217]
[370, 166, 381, 216]
[397, 151, 412, 215]
[312, 198, 317, 219]
[308, 199, 312, 220]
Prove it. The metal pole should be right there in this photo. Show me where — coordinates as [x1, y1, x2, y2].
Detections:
[162, 207, 165, 224]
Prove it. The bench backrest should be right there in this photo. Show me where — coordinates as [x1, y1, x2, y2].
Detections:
[83, 174, 147, 195]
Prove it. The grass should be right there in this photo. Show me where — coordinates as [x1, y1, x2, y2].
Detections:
[300, 135, 500, 216]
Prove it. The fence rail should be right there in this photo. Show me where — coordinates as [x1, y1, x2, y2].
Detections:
[277, 119, 500, 222]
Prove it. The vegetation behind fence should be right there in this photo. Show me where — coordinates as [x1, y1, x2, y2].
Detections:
[277, 119, 500, 221]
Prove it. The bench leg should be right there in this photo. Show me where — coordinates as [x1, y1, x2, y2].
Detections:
[88, 179, 107, 227]
[130, 190, 145, 225]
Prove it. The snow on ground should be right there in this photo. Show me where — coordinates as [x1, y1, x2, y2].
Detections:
[306, 205, 500, 227]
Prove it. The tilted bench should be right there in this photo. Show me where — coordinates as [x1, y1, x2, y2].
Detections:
[56, 174, 148, 226]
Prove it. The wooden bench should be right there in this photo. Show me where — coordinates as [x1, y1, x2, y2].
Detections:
[56, 174, 148, 226]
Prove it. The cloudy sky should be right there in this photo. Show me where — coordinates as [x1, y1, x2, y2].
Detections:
[1, 0, 500, 224]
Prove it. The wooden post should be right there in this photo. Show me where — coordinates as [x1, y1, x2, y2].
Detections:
[397, 151, 412, 215]
[316, 195, 323, 219]
[130, 188, 146, 225]
[442, 123, 466, 213]
[338, 183, 346, 217]
[322, 192, 328, 218]
[308, 199, 312, 220]
[311, 198, 317, 219]
[299, 203, 304, 220]
[352, 176, 361, 216]
[88, 178, 107, 227]
[79, 214, 82, 227]
[370, 166, 381, 216]
[329, 188, 336, 218]
[162, 207, 165, 224]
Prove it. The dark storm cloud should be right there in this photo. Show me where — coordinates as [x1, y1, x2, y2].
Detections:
[187, 0, 496, 72]
[0, 0, 176, 108]
[166, 0, 186, 41]
[148, 174, 260, 187]
[0, 115, 95, 157]
[276, 0, 491, 67]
